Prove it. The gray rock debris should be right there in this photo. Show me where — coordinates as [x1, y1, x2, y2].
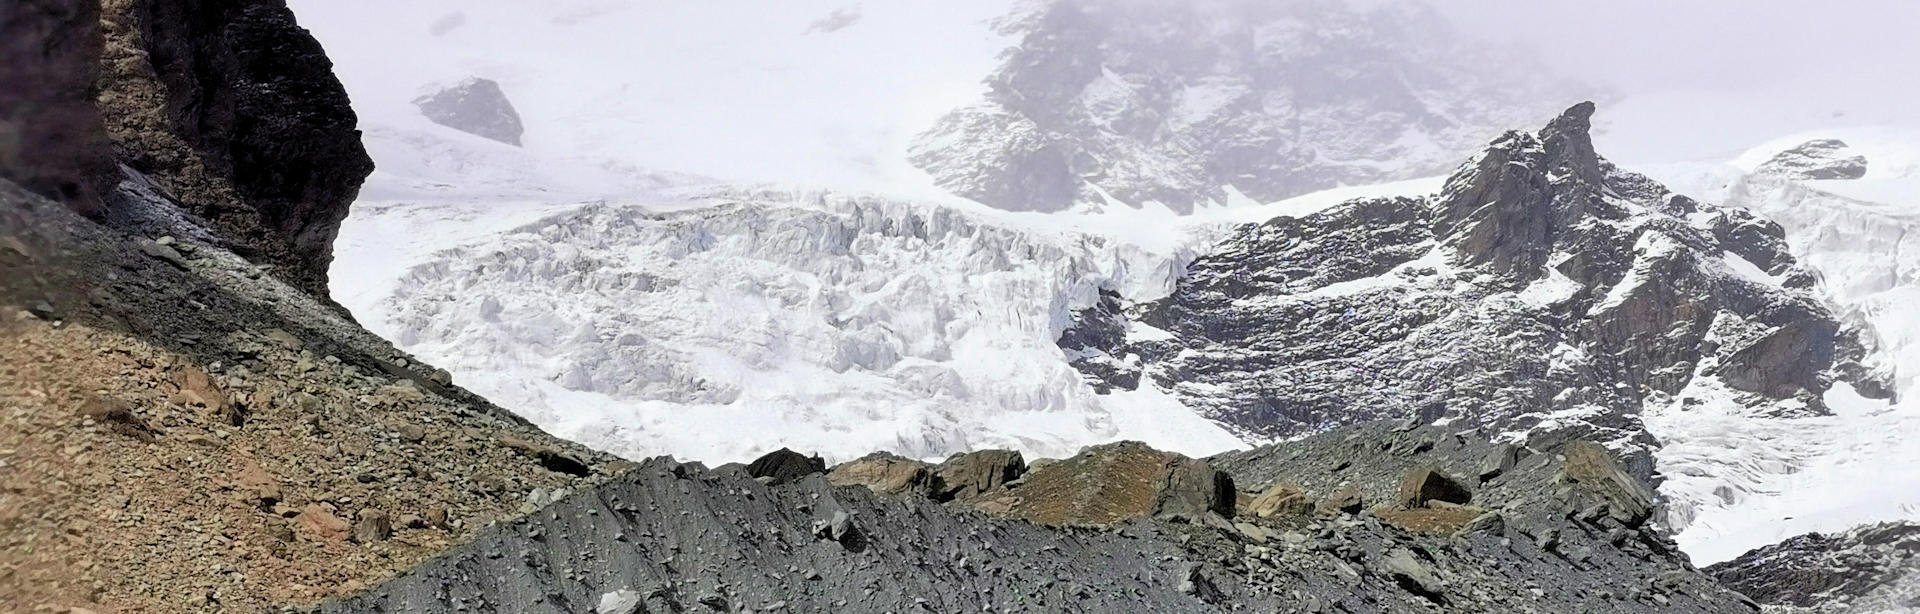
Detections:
[413, 77, 526, 146]
[324, 424, 1755, 613]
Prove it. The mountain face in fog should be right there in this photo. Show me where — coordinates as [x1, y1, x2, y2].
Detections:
[910, 0, 1589, 213]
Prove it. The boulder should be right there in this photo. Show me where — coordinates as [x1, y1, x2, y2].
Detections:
[933, 449, 1025, 502]
[1397, 467, 1471, 508]
[746, 448, 826, 484]
[827, 452, 936, 497]
[413, 77, 525, 146]
[1319, 488, 1365, 515]
[352, 509, 392, 543]
[1156, 454, 1236, 521]
[1245, 484, 1314, 519]
[1478, 444, 1520, 482]
[297, 504, 350, 541]
[980, 441, 1232, 526]
[1554, 441, 1654, 526]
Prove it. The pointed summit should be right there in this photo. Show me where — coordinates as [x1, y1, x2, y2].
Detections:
[1539, 101, 1603, 184]
[1436, 101, 1615, 279]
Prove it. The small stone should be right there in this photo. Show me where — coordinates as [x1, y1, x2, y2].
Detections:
[296, 504, 350, 541]
[595, 589, 642, 614]
[397, 424, 427, 443]
[352, 509, 393, 543]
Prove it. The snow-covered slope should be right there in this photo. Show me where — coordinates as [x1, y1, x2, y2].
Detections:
[1633, 132, 1920, 565]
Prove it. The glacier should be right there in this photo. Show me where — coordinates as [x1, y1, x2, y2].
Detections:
[1637, 129, 1920, 565]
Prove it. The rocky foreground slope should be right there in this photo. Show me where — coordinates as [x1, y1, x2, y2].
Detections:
[325, 422, 1756, 613]
[1, 1, 615, 610]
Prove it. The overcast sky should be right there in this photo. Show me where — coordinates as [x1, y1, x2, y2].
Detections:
[1444, 1, 1920, 111]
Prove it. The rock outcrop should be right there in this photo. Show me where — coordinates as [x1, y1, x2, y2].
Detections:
[826, 451, 937, 497]
[412, 77, 525, 146]
[931, 448, 1026, 503]
[1755, 139, 1869, 181]
[1062, 102, 1887, 477]
[87, 0, 375, 296]
[1708, 521, 1920, 613]
[0, 3, 601, 610]
[909, 0, 1586, 212]
[972, 441, 1236, 526]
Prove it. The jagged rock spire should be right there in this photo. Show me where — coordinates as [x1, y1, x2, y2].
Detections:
[1436, 101, 1609, 280]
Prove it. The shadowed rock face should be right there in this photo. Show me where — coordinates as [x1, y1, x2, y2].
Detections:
[95, 0, 373, 296]
[413, 77, 525, 146]
[1755, 139, 1869, 181]
[2, 0, 373, 297]
[0, 0, 116, 215]
[1061, 103, 1885, 476]
[1708, 522, 1920, 612]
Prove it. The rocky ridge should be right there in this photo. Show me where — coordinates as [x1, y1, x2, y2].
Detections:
[1060, 102, 1888, 479]
[325, 421, 1754, 613]
[94, 0, 375, 297]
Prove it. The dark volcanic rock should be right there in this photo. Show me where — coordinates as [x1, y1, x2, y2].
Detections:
[413, 77, 525, 146]
[745, 447, 826, 484]
[1709, 521, 1920, 612]
[95, 0, 373, 296]
[1755, 139, 1869, 181]
[1063, 102, 1886, 477]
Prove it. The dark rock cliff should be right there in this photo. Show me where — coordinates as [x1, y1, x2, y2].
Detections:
[1, 0, 373, 297]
